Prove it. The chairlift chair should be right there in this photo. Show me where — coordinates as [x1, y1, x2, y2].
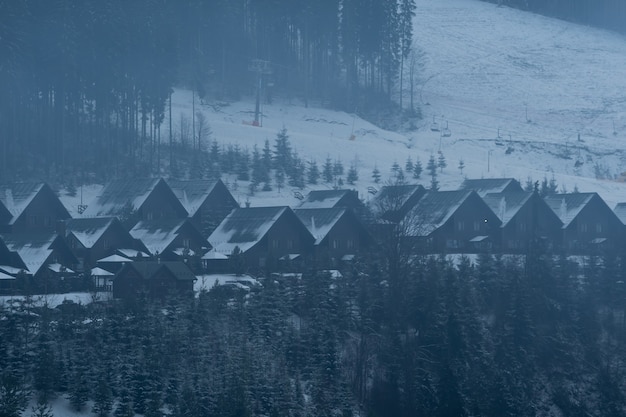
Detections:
[442, 121, 451, 137]
[430, 116, 440, 132]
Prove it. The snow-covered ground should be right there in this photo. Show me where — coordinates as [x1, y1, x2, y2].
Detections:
[142, 0, 626, 213]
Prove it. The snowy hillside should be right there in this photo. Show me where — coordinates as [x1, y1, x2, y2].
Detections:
[161, 0, 626, 211]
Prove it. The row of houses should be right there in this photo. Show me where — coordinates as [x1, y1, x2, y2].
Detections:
[0, 177, 624, 297]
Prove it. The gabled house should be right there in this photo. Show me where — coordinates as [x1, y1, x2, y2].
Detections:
[130, 218, 209, 267]
[404, 190, 501, 253]
[167, 178, 239, 237]
[298, 189, 365, 213]
[113, 261, 196, 300]
[0, 182, 71, 234]
[294, 208, 370, 266]
[544, 193, 623, 253]
[62, 217, 143, 272]
[369, 184, 427, 223]
[208, 206, 315, 272]
[0, 232, 78, 291]
[482, 192, 563, 252]
[81, 178, 187, 226]
[460, 178, 524, 197]
[613, 203, 626, 226]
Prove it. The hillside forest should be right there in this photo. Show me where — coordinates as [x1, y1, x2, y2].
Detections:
[0, 0, 417, 183]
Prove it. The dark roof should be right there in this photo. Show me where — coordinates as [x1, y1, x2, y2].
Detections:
[0, 232, 58, 274]
[120, 261, 196, 281]
[369, 184, 426, 220]
[614, 203, 626, 225]
[294, 208, 348, 244]
[543, 193, 596, 227]
[460, 178, 523, 196]
[0, 182, 69, 225]
[82, 178, 185, 218]
[298, 189, 359, 209]
[168, 178, 237, 217]
[407, 190, 499, 235]
[65, 217, 116, 248]
[483, 192, 533, 226]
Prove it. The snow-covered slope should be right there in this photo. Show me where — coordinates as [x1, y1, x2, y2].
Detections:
[162, 0, 626, 210]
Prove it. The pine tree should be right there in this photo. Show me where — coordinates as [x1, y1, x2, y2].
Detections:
[92, 377, 113, 417]
[413, 158, 422, 179]
[372, 165, 381, 184]
[307, 160, 320, 185]
[323, 157, 334, 183]
[333, 159, 344, 179]
[405, 157, 414, 174]
[30, 400, 54, 417]
[458, 159, 465, 175]
[347, 164, 358, 185]
[437, 151, 447, 172]
[427, 154, 437, 178]
[274, 127, 292, 171]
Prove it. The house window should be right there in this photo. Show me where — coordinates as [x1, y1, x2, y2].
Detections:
[332, 239, 340, 249]
[347, 239, 354, 249]
[596, 223, 602, 233]
[272, 240, 280, 249]
[473, 221, 480, 232]
[44, 216, 52, 227]
[183, 238, 191, 248]
[519, 222, 527, 232]
[446, 239, 459, 249]
[580, 223, 588, 233]
[29, 215, 38, 226]
[147, 212, 154, 221]
[457, 221, 465, 231]
[286, 240, 294, 250]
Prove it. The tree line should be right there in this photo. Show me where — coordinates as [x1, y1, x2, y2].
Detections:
[2, 247, 626, 416]
[485, 0, 626, 33]
[0, 0, 417, 184]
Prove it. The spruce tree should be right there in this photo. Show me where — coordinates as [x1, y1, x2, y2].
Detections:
[372, 165, 381, 184]
[347, 164, 358, 185]
[322, 157, 334, 183]
[405, 157, 414, 174]
[413, 158, 422, 179]
[437, 151, 447, 172]
[307, 160, 320, 185]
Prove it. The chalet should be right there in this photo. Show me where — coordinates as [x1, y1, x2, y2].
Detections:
[130, 218, 209, 267]
[81, 178, 187, 226]
[613, 203, 626, 225]
[167, 178, 239, 237]
[298, 189, 365, 213]
[0, 232, 78, 291]
[460, 178, 524, 197]
[369, 184, 427, 223]
[404, 190, 501, 253]
[113, 261, 196, 300]
[294, 208, 370, 267]
[208, 206, 314, 272]
[0, 182, 71, 234]
[482, 192, 563, 252]
[544, 193, 623, 253]
[62, 217, 143, 272]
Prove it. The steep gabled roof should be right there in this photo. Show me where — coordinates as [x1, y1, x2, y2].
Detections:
[209, 206, 308, 254]
[483, 192, 533, 226]
[82, 178, 185, 218]
[0, 182, 70, 225]
[614, 203, 626, 225]
[294, 208, 347, 244]
[65, 217, 117, 249]
[168, 178, 237, 217]
[543, 193, 596, 227]
[0, 232, 57, 275]
[298, 189, 359, 209]
[130, 218, 189, 256]
[119, 261, 196, 281]
[460, 178, 523, 197]
[369, 184, 426, 221]
[407, 190, 498, 236]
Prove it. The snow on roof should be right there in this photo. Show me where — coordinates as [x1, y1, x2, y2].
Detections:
[65, 217, 115, 248]
[48, 263, 74, 273]
[460, 178, 523, 197]
[0, 182, 44, 224]
[91, 267, 114, 276]
[123, 261, 196, 281]
[208, 206, 288, 254]
[543, 193, 595, 227]
[167, 179, 220, 217]
[294, 208, 345, 244]
[130, 218, 186, 255]
[0, 265, 26, 275]
[406, 190, 474, 236]
[482, 192, 533, 226]
[97, 254, 131, 263]
[116, 248, 150, 258]
[298, 189, 355, 209]
[81, 178, 161, 217]
[201, 249, 229, 260]
[614, 203, 626, 225]
[194, 273, 260, 293]
[0, 233, 57, 275]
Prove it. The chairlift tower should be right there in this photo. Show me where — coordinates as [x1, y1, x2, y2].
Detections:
[248, 59, 272, 126]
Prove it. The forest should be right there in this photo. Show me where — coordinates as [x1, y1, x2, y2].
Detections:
[483, 0, 626, 33]
[2, 248, 626, 416]
[0, 0, 417, 184]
